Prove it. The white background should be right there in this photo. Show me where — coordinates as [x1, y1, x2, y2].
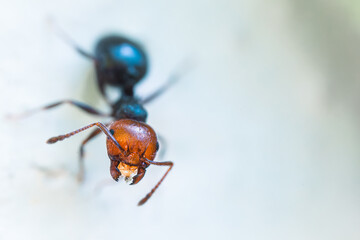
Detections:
[0, 0, 359, 239]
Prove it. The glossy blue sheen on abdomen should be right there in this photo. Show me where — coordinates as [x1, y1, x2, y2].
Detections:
[110, 43, 145, 66]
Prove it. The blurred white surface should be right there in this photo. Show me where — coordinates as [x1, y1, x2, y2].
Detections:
[0, 0, 359, 239]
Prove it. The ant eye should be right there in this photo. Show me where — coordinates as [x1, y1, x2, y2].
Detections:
[110, 129, 115, 135]
[156, 142, 159, 151]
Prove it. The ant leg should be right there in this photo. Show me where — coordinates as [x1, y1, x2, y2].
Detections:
[157, 134, 167, 160]
[137, 158, 173, 206]
[47, 122, 125, 152]
[48, 19, 96, 61]
[97, 79, 114, 106]
[140, 74, 179, 105]
[77, 128, 102, 182]
[8, 100, 110, 119]
[77, 122, 111, 182]
[140, 60, 194, 104]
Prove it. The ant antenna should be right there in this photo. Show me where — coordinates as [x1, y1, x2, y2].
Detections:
[47, 18, 97, 61]
[137, 158, 173, 206]
[47, 122, 125, 152]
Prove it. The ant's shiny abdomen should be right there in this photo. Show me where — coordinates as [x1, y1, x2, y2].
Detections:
[95, 35, 148, 97]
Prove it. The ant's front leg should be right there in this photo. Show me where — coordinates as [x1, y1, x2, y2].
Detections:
[78, 122, 111, 182]
[156, 134, 167, 161]
[77, 128, 102, 182]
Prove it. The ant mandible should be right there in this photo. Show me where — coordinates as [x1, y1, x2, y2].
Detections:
[16, 28, 178, 206]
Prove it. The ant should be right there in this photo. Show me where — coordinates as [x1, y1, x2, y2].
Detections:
[14, 27, 179, 206]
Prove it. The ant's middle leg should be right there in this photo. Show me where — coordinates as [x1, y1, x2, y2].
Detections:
[8, 99, 110, 119]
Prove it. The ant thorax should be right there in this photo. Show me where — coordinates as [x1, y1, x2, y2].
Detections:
[112, 96, 148, 122]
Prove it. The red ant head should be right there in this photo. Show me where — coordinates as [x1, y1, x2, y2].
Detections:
[106, 119, 158, 184]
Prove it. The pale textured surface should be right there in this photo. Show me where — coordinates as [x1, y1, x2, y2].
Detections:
[0, 0, 360, 239]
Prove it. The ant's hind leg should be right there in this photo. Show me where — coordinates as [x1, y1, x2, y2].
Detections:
[140, 74, 179, 105]
[77, 128, 102, 182]
[48, 19, 96, 61]
[8, 99, 110, 120]
[140, 60, 194, 105]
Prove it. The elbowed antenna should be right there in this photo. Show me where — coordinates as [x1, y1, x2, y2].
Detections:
[137, 158, 174, 206]
[46, 122, 125, 152]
